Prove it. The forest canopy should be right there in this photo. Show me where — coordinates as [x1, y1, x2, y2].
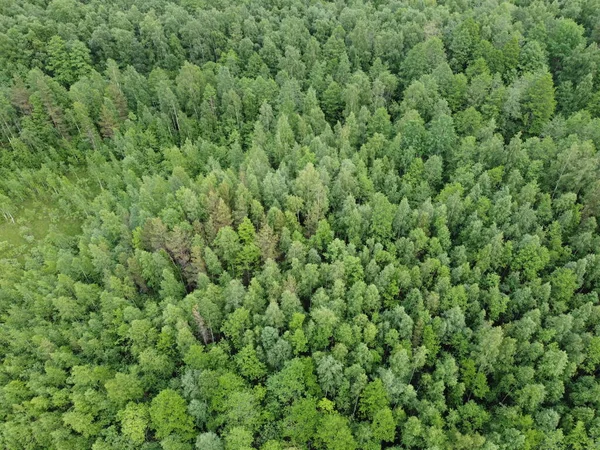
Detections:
[1, 0, 600, 449]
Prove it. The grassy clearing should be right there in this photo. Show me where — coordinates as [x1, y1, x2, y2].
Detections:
[0, 198, 82, 259]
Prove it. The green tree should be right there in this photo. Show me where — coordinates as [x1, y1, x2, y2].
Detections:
[235, 344, 266, 381]
[215, 226, 242, 273]
[317, 413, 357, 450]
[119, 402, 149, 445]
[224, 426, 253, 450]
[47, 36, 91, 86]
[236, 218, 261, 276]
[401, 38, 447, 86]
[359, 379, 389, 420]
[372, 407, 395, 443]
[322, 80, 344, 123]
[294, 163, 329, 233]
[282, 397, 320, 446]
[523, 72, 556, 135]
[370, 193, 395, 241]
[317, 355, 343, 397]
[149, 389, 195, 440]
[196, 432, 224, 450]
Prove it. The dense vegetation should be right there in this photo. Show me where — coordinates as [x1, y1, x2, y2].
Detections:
[1, 0, 600, 448]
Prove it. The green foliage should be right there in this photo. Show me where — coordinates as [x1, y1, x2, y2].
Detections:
[119, 403, 149, 445]
[523, 72, 557, 135]
[1, 0, 600, 448]
[235, 345, 267, 381]
[149, 389, 195, 440]
[359, 379, 389, 420]
[316, 413, 357, 450]
[224, 427, 253, 450]
[372, 407, 396, 443]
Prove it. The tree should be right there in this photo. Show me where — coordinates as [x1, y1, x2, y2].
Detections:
[294, 163, 329, 233]
[549, 267, 578, 305]
[47, 36, 91, 86]
[472, 324, 503, 374]
[322, 80, 344, 123]
[565, 421, 592, 450]
[547, 19, 585, 77]
[105, 373, 144, 407]
[175, 62, 205, 118]
[214, 226, 241, 273]
[523, 72, 556, 135]
[511, 235, 550, 281]
[235, 344, 266, 381]
[359, 379, 389, 420]
[267, 358, 321, 405]
[119, 402, 149, 445]
[236, 218, 261, 277]
[317, 355, 344, 397]
[401, 38, 447, 86]
[282, 397, 320, 446]
[402, 416, 423, 448]
[97, 97, 120, 138]
[72, 101, 99, 149]
[370, 193, 395, 241]
[224, 427, 253, 450]
[222, 307, 251, 350]
[519, 40, 547, 74]
[450, 18, 480, 71]
[317, 413, 357, 450]
[372, 407, 395, 443]
[149, 389, 195, 440]
[428, 113, 457, 158]
[196, 432, 224, 450]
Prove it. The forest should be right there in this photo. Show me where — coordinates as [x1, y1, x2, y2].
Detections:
[1, 0, 600, 448]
